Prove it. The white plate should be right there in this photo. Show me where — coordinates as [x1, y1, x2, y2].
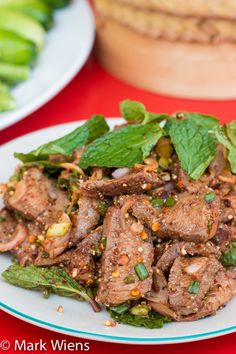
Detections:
[0, 0, 95, 131]
[0, 119, 235, 345]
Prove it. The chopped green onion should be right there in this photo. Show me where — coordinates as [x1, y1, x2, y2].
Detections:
[134, 263, 149, 281]
[151, 197, 163, 208]
[220, 244, 236, 267]
[0, 216, 6, 223]
[188, 281, 200, 294]
[111, 303, 130, 314]
[98, 201, 108, 216]
[124, 275, 135, 284]
[100, 238, 107, 249]
[46, 222, 71, 237]
[164, 196, 176, 207]
[204, 192, 216, 203]
[159, 157, 170, 170]
[130, 304, 150, 317]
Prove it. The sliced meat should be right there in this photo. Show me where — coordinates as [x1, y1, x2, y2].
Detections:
[168, 256, 222, 316]
[212, 224, 232, 253]
[34, 250, 72, 267]
[96, 206, 153, 306]
[184, 268, 236, 321]
[81, 171, 163, 197]
[0, 209, 17, 244]
[67, 226, 102, 284]
[132, 192, 220, 242]
[42, 213, 71, 258]
[6, 168, 69, 227]
[70, 194, 101, 244]
[156, 241, 221, 273]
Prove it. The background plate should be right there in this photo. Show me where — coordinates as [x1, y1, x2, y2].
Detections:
[0, 120, 235, 344]
[0, 0, 95, 130]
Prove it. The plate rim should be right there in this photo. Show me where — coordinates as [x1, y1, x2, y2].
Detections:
[0, 119, 235, 344]
[0, 0, 95, 131]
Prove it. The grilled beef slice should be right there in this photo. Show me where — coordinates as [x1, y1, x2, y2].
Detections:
[81, 171, 163, 197]
[6, 168, 69, 227]
[168, 256, 221, 316]
[96, 206, 153, 306]
[71, 194, 101, 244]
[132, 192, 220, 242]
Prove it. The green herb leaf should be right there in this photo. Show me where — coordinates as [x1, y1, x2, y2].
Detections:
[151, 197, 163, 208]
[14, 115, 109, 163]
[183, 113, 219, 129]
[108, 308, 170, 329]
[169, 119, 216, 180]
[120, 99, 146, 122]
[0, 216, 6, 223]
[204, 192, 216, 203]
[120, 99, 169, 124]
[188, 281, 200, 294]
[220, 243, 236, 267]
[110, 303, 130, 314]
[2, 264, 99, 310]
[79, 124, 164, 169]
[164, 196, 176, 207]
[225, 121, 236, 148]
[214, 126, 236, 174]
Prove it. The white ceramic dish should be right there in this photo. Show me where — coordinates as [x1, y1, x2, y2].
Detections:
[0, 119, 235, 344]
[0, 0, 95, 131]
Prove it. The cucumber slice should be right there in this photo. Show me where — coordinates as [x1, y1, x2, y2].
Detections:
[44, 0, 71, 9]
[0, 62, 30, 84]
[0, 0, 53, 30]
[0, 29, 37, 65]
[0, 9, 45, 51]
[0, 81, 15, 112]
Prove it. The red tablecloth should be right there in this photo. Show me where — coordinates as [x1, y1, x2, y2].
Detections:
[0, 56, 236, 353]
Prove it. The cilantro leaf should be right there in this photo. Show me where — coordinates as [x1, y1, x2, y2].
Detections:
[214, 126, 236, 174]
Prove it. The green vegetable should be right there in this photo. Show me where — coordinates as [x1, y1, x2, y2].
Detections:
[169, 119, 216, 180]
[0, 29, 37, 65]
[0, 81, 15, 111]
[214, 126, 236, 174]
[79, 123, 164, 169]
[110, 303, 130, 314]
[182, 112, 219, 130]
[204, 192, 216, 203]
[2, 264, 100, 311]
[151, 197, 163, 208]
[108, 308, 170, 329]
[0, 216, 6, 223]
[226, 121, 236, 148]
[164, 196, 176, 207]
[124, 275, 135, 284]
[15, 115, 109, 163]
[188, 281, 200, 294]
[0, 0, 53, 30]
[220, 243, 236, 267]
[0, 62, 29, 84]
[134, 263, 149, 280]
[130, 304, 150, 317]
[0, 9, 45, 51]
[120, 99, 168, 124]
[44, 0, 71, 9]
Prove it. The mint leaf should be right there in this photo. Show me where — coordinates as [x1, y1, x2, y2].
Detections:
[225, 121, 236, 148]
[79, 124, 164, 169]
[120, 99, 146, 122]
[169, 119, 216, 180]
[14, 115, 109, 163]
[184, 113, 219, 129]
[120, 99, 169, 124]
[108, 308, 170, 329]
[2, 264, 100, 310]
[214, 126, 236, 174]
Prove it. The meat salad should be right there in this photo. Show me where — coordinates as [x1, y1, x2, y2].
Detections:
[1, 100, 236, 329]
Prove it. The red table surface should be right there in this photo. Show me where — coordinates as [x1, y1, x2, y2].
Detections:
[0, 56, 236, 353]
